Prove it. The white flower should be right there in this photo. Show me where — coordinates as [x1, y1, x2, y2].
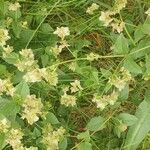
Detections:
[86, 3, 99, 15]
[68, 62, 76, 72]
[0, 118, 10, 133]
[145, 8, 150, 16]
[113, 0, 127, 13]
[111, 21, 125, 33]
[87, 52, 100, 61]
[60, 93, 76, 107]
[6, 128, 23, 149]
[99, 11, 113, 26]
[0, 28, 10, 46]
[2, 45, 13, 58]
[22, 95, 43, 125]
[8, 2, 21, 11]
[53, 27, 70, 40]
[70, 80, 83, 93]
[23, 69, 42, 83]
[19, 48, 34, 59]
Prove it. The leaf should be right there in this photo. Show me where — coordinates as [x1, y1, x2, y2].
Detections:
[124, 101, 150, 150]
[41, 54, 49, 67]
[40, 23, 54, 33]
[59, 138, 67, 150]
[0, 133, 6, 150]
[77, 130, 90, 142]
[144, 87, 150, 104]
[118, 113, 138, 126]
[4, 52, 19, 64]
[0, 98, 20, 121]
[78, 142, 92, 150]
[15, 81, 30, 98]
[113, 34, 129, 55]
[123, 56, 142, 75]
[86, 116, 105, 131]
[45, 112, 59, 124]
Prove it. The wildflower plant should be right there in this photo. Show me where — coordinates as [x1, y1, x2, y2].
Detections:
[0, 0, 150, 150]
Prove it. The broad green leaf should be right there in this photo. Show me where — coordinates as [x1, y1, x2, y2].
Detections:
[0, 98, 20, 121]
[77, 130, 90, 142]
[118, 113, 138, 126]
[4, 52, 19, 64]
[123, 56, 142, 75]
[59, 138, 67, 150]
[78, 142, 92, 150]
[124, 101, 150, 150]
[45, 112, 59, 124]
[12, 21, 22, 38]
[86, 116, 105, 131]
[0, 64, 7, 76]
[15, 81, 30, 98]
[40, 23, 54, 33]
[113, 34, 129, 55]
[134, 25, 145, 43]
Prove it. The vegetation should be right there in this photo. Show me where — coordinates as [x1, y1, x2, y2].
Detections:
[0, 0, 150, 149]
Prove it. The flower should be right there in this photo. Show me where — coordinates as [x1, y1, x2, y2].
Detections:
[60, 93, 76, 107]
[23, 69, 42, 83]
[99, 11, 113, 26]
[86, 3, 99, 15]
[68, 62, 76, 72]
[87, 52, 100, 61]
[6, 128, 23, 149]
[0, 28, 10, 46]
[8, 2, 21, 11]
[0, 118, 10, 133]
[70, 80, 83, 93]
[111, 21, 125, 33]
[53, 27, 70, 40]
[113, 0, 127, 13]
[145, 8, 150, 16]
[2, 45, 13, 58]
[92, 91, 118, 110]
[42, 126, 65, 150]
[21, 21, 28, 28]
[19, 48, 34, 59]
[25, 147, 38, 150]
[92, 94, 108, 110]
[22, 95, 43, 125]
[40, 68, 58, 86]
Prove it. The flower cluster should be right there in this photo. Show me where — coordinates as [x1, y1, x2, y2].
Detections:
[6, 128, 24, 150]
[86, 3, 99, 15]
[21, 95, 43, 125]
[15, 48, 37, 72]
[86, 52, 100, 61]
[99, 0, 127, 33]
[51, 27, 70, 57]
[42, 126, 65, 150]
[0, 28, 10, 46]
[0, 78, 15, 96]
[0, 118, 10, 133]
[70, 80, 83, 93]
[92, 91, 118, 110]
[109, 67, 132, 91]
[8, 2, 21, 11]
[54, 27, 70, 40]
[60, 93, 77, 107]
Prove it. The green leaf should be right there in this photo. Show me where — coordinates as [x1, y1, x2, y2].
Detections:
[124, 101, 150, 150]
[40, 23, 54, 33]
[78, 142, 92, 150]
[15, 81, 30, 98]
[0, 98, 20, 121]
[144, 87, 150, 104]
[0, 133, 6, 150]
[86, 116, 105, 131]
[123, 56, 142, 75]
[41, 54, 49, 67]
[118, 113, 138, 126]
[12, 21, 22, 38]
[59, 138, 67, 150]
[4, 52, 19, 64]
[45, 112, 59, 124]
[77, 130, 90, 142]
[113, 34, 129, 55]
